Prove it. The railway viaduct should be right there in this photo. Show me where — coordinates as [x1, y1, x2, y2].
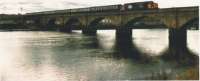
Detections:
[23, 6, 198, 48]
[23, 6, 199, 48]
[0, 6, 198, 63]
[1, 6, 198, 48]
[24, 6, 198, 32]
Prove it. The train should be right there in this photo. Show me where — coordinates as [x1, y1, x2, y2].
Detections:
[124, 1, 158, 10]
[26, 1, 158, 15]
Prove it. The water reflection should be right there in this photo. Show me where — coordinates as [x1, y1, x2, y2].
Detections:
[0, 30, 199, 80]
[113, 35, 153, 62]
[132, 29, 168, 55]
[161, 45, 199, 66]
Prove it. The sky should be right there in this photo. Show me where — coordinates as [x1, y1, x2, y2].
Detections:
[0, 0, 199, 14]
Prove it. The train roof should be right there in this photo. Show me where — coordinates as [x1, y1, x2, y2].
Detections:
[90, 4, 122, 7]
[124, 1, 155, 4]
[26, 1, 156, 15]
[26, 4, 122, 15]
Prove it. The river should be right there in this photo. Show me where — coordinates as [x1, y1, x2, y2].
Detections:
[0, 29, 199, 80]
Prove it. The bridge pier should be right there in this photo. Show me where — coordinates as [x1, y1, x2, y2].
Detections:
[116, 27, 132, 39]
[161, 28, 198, 65]
[169, 27, 187, 49]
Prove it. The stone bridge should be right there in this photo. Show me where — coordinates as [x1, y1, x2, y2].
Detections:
[0, 6, 198, 57]
[23, 6, 199, 50]
[24, 6, 198, 34]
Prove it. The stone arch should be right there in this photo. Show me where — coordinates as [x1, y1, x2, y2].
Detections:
[83, 17, 116, 35]
[62, 17, 81, 32]
[125, 16, 167, 29]
[181, 17, 199, 30]
[88, 17, 116, 29]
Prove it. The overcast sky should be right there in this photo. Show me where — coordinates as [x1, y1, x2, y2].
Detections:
[0, 0, 199, 14]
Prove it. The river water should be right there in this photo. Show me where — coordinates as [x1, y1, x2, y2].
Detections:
[0, 29, 199, 80]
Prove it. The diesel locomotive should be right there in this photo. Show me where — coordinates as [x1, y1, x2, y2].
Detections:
[123, 1, 158, 10]
[27, 1, 159, 15]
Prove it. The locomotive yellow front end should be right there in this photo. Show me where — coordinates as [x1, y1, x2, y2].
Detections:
[147, 2, 159, 9]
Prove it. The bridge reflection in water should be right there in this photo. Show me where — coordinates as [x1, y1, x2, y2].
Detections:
[76, 29, 199, 80]
[62, 29, 199, 79]
[0, 29, 198, 80]
[113, 30, 198, 65]
[89, 30, 199, 80]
